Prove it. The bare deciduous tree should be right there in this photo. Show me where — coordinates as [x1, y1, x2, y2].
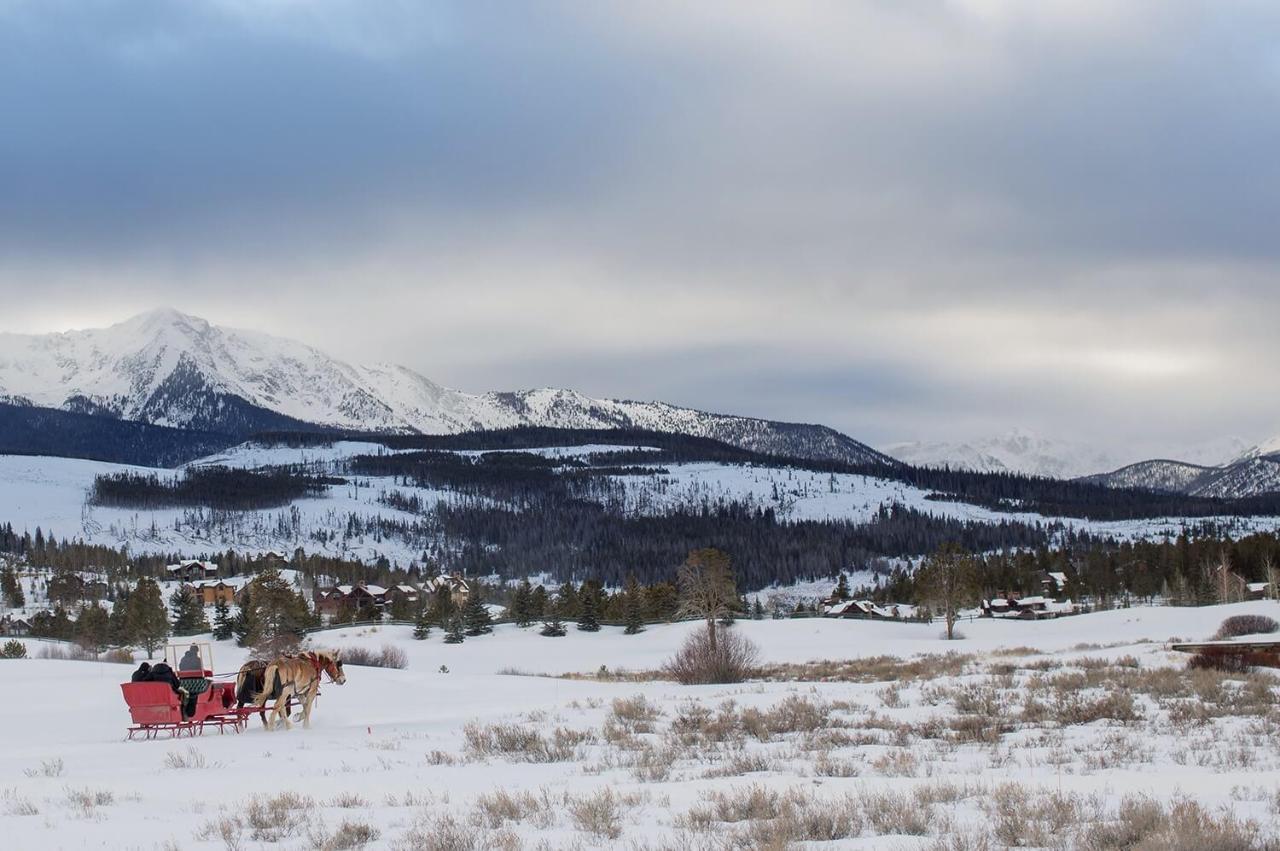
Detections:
[915, 543, 978, 640]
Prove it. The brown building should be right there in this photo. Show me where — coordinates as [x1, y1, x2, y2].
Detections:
[165, 560, 218, 583]
[184, 580, 240, 607]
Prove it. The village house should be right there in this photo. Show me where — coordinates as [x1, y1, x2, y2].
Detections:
[981, 593, 1076, 620]
[313, 582, 389, 619]
[0, 615, 32, 637]
[822, 599, 912, 620]
[165, 559, 219, 583]
[183, 580, 241, 607]
[421, 572, 470, 605]
[383, 584, 421, 609]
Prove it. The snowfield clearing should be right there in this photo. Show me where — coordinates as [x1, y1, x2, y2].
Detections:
[4, 603, 1280, 849]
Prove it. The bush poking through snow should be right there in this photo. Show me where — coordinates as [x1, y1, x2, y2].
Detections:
[318, 820, 381, 850]
[24, 757, 63, 778]
[462, 722, 590, 763]
[393, 814, 482, 851]
[1212, 614, 1279, 640]
[164, 746, 210, 770]
[664, 627, 760, 685]
[0, 639, 26, 659]
[336, 644, 408, 669]
[568, 788, 627, 839]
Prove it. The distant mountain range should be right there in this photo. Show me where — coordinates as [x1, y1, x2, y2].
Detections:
[1082, 455, 1280, 500]
[882, 428, 1122, 480]
[885, 427, 1280, 499]
[0, 308, 893, 467]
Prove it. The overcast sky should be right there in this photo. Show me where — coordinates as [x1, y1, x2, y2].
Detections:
[1, 1, 1277, 455]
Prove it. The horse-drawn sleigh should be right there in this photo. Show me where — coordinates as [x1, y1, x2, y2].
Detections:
[120, 643, 346, 740]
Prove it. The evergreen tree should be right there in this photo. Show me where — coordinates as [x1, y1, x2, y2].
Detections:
[752, 598, 765, 620]
[241, 567, 312, 657]
[529, 584, 549, 620]
[557, 581, 581, 619]
[170, 587, 210, 636]
[462, 586, 493, 636]
[511, 578, 534, 627]
[832, 572, 851, 601]
[107, 601, 131, 647]
[428, 584, 457, 626]
[577, 586, 600, 632]
[0, 567, 24, 608]
[232, 586, 255, 647]
[75, 603, 110, 656]
[622, 576, 644, 635]
[540, 611, 566, 637]
[125, 579, 169, 655]
[413, 610, 432, 640]
[444, 614, 465, 644]
[212, 598, 233, 641]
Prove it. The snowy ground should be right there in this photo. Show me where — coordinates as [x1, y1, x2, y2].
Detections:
[4, 602, 1280, 849]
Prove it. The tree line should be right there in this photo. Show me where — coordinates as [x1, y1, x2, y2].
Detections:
[90, 466, 343, 511]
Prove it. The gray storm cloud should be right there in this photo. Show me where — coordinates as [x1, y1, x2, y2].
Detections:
[0, 0, 1277, 455]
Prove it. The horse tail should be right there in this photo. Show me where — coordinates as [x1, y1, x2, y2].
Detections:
[254, 664, 280, 708]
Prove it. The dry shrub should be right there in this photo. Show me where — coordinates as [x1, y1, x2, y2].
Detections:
[628, 743, 679, 782]
[1, 788, 38, 817]
[664, 627, 760, 685]
[757, 652, 972, 684]
[1081, 795, 1263, 851]
[473, 789, 552, 829]
[462, 722, 586, 762]
[103, 648, 135, 664]
[1188, 652, 1254, 673]
[328, 792, 368, 809]
[1054, 690, 1141, 725]
[164, 746, 209, 770]
[337, 644, 408, 669]
[393, 814, 482, 851]
[1213, 615, 1280, 640]
[24, 757, 64, 778]
[863, 789, 933, 835]
[245, 791, 314, 841]
[568, 789, 628, 840]
[64, 786, 115, 816]
[609, 695, 662, 732]
[321, 821, 381, 850]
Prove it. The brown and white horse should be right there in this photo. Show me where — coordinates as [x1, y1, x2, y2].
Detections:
[234, 659, 286, 728]
[252, 650, 346, 730]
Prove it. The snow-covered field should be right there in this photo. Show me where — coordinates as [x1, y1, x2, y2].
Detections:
[4, 602, 1280, 849]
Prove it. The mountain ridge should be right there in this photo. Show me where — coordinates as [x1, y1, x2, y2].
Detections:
[0, 308, 892, 467]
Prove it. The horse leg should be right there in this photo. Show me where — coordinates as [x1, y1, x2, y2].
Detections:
[300, 683, 318, 729]
[275, 684, 295, 730]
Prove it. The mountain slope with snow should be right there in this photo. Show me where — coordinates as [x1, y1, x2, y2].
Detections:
[0, 309, 891, 466]
[1084, 456, 1280, 499]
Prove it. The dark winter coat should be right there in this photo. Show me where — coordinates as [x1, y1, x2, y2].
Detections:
[130, 663, 152, 683]
[148, 662, 182, 695]
[178, 647, 203, 671]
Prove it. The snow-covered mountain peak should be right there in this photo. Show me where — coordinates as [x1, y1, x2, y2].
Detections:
[0, 309, 891, 466]
[1237, 433, 1280, 463]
